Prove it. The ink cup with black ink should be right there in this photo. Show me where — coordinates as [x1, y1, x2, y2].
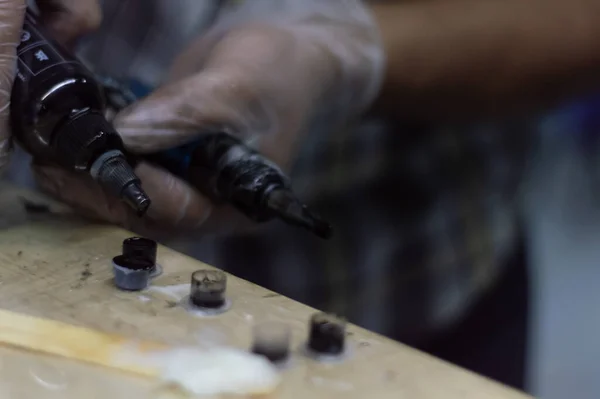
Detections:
[112, 255, 153, 291]
[251, 322, 291, 365]
[306, 312, 347, 360]
[187, 270, 230, 315]
[122, 237, 161, 277]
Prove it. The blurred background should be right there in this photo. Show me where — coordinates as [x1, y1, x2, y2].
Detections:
[525, 128, 600, 399]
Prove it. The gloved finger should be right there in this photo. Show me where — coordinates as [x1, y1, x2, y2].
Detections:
[0, 0, 26, 171]
[36, 0, 101, 47]
[113, 27, 309, 168]
[113, 66, 270, 154]
[31, 161, 215, 233]
[163, 34, 213, 84]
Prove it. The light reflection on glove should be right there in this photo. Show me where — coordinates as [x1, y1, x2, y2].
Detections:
[33, 0, 384, 235]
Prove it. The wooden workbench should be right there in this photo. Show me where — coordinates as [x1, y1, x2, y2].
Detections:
[0, 181, 533, 399]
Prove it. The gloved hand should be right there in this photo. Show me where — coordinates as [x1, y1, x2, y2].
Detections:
[33, 0, 384, 235]
[36, 0, 102, 49]
[0, 0, 101, 171]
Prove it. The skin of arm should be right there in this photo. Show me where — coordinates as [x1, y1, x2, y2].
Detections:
[369, 0, 600, 120]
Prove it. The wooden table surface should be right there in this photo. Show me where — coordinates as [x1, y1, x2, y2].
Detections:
[0, 181, 533, 399]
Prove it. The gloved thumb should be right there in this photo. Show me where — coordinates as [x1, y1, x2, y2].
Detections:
[36, 0, 102, 47]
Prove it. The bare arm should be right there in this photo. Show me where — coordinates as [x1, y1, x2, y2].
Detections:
[370, 0, 600, 119]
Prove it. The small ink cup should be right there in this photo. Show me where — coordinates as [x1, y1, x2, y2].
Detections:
[112, 255, 153, 291]
[307, 312, 347, 357]
[251, 322, 291, 364]
[190, 270, 227, 309]
[122, 237, 158, 275]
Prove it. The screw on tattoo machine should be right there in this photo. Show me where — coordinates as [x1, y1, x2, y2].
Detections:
[99, 80, 333, 240]
[10, 8, 151, 216]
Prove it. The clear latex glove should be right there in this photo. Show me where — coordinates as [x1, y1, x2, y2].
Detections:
[33, 0, 384, 235]
[0, 0, 101, 172]
[35, 0, 102, 49]
[0, 0, 26, 171]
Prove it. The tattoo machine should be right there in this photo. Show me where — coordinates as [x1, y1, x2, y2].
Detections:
[10, 8, 151, 215]
[100, 79, 333, 239]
